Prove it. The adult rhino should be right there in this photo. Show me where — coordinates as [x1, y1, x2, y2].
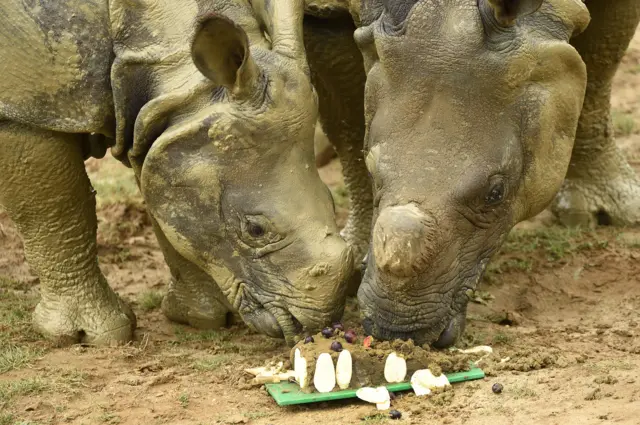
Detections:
[351, 0, 640, 346]
[0, 0, 364, 346]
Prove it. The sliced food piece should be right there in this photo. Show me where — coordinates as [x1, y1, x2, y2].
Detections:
[336, 350, 353, 390]
[356, 386, 390, 403]
[383, 352, 407, 383]
[314, 353, 336, 393]
[410, 369, 451, 396]
[294, 348, 309, 389]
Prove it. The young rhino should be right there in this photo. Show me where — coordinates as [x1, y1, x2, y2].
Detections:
[0, 0, 353, 345]
[354, 0, 640, 346]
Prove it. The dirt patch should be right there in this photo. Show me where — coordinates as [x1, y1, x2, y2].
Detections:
[1, 28, 639, 425]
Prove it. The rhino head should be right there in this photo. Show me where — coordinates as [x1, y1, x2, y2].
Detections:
[355, 0, 590, 346]
[127, 10, 352, 344]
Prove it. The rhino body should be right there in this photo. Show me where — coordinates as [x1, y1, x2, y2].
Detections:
[0, 0, 370, 345]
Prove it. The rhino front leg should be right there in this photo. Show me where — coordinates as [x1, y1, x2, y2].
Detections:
[0, 122, 136, 345]
[553, 0, 640, 227]
[150, 218, 233, 329]
[304, 15, 372, 277]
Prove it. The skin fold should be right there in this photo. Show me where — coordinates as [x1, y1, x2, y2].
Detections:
[0, 0, 355, 346]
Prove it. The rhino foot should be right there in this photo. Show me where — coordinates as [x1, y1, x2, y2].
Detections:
[552, 174, 640, 228]
[162, 277, 232, 329]
[33, 281, 136, 346]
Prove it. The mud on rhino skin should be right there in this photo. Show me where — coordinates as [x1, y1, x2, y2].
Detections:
[0, 0, 356, 346]
[343, 0, 640, 346]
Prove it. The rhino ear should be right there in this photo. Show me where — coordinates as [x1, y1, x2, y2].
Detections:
[484, 0, 543, 26]
[191, 14, 261, 97]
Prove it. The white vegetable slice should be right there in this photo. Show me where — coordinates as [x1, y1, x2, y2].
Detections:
[314, 353, 336, 393]
[376, 399, 391, 410]
[336, 350, 353, 390]
[410, 369, 451, 396]
[356, 386, 390, 405]
[294, 348, 308, 389]
[383, 352, 407, 383]
[459, 345, 493, 355]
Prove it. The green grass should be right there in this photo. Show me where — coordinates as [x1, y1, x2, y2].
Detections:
[138, 290, 164, 312]
[191, 354, 231, 371]
[0, 276, 41, 346]
[173, 327, 230, 343]
[362, 413, 389, 423]
[86, 156, 141, 208]
[99, 411, 121, 424]
[492, 332, 514, 345]
[245, 411, 270, 420]
[498, 227, 608, 262]
[179, 392, 190, 408]
[0, 378, 49, 404]
[612, 110, 637, 137]
[330, 185, 350, 210]
[0, 414, 14, 425]
[0, 344, 43, 373]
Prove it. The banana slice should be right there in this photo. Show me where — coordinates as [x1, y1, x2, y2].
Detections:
[383, 352, 407, 383]
[314, 353, 336, 393]
[336, 350, 353, 390]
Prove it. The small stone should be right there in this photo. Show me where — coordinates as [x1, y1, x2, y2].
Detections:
[389, 409, 402, 420]
[492, 383, 504, 394]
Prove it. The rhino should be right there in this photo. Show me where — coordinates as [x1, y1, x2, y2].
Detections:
[342, 0, 640, 346]
[0, 0, 374, 346]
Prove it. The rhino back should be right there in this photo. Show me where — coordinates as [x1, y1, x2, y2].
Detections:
[0, 0, 114, 135]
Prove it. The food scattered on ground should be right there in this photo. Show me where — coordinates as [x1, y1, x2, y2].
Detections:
[389, 409, 402, 420]
[356, 386, 391, 410]
[492, 383, 504, 394]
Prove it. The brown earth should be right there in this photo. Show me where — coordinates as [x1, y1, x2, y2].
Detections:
[1, 30, 640, 425]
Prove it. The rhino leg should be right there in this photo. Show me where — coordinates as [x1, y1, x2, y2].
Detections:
[149, 218, 233, 329]
[553, 0, 640, 227]
[304, 15, 372, 289]
[0, 122, 136, 345]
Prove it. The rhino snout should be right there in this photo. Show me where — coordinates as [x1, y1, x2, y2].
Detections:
[372, 204, 437, 282]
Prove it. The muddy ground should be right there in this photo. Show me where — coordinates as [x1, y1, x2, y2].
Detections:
[2, 30, 640, 425]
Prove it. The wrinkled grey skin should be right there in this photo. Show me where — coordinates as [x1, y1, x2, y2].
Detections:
[0, 0, 354, 346]
[353, 0, 640, 346]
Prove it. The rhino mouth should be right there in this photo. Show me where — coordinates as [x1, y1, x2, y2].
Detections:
[359, 257, 489, 347]
[239, 291, 304, 344]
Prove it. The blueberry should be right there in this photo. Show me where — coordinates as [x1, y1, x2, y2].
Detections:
[492, 383, 504, 394]
[321, 327, 334, 338]
[344, 330, 357, 344]
[330, 341, 343, 352]
[332, 322, 344, 331]
[304, 336, 314, 344]
[389, 409, 402, 420]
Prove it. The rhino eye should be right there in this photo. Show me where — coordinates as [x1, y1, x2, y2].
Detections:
[240, 215, 283, 248]
[248, 222, 265, 238]
[485, 180, 505, 206]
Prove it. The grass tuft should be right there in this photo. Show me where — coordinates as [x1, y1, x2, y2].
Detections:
[138, 290, 164, 312]
[0, 377, 49, 404]
[0, 344, 43, 373]
[192, 354, 231, 371]
[612, 110, 637, 137]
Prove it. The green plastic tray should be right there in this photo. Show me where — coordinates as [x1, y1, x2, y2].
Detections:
[266, 367, 485, 406]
